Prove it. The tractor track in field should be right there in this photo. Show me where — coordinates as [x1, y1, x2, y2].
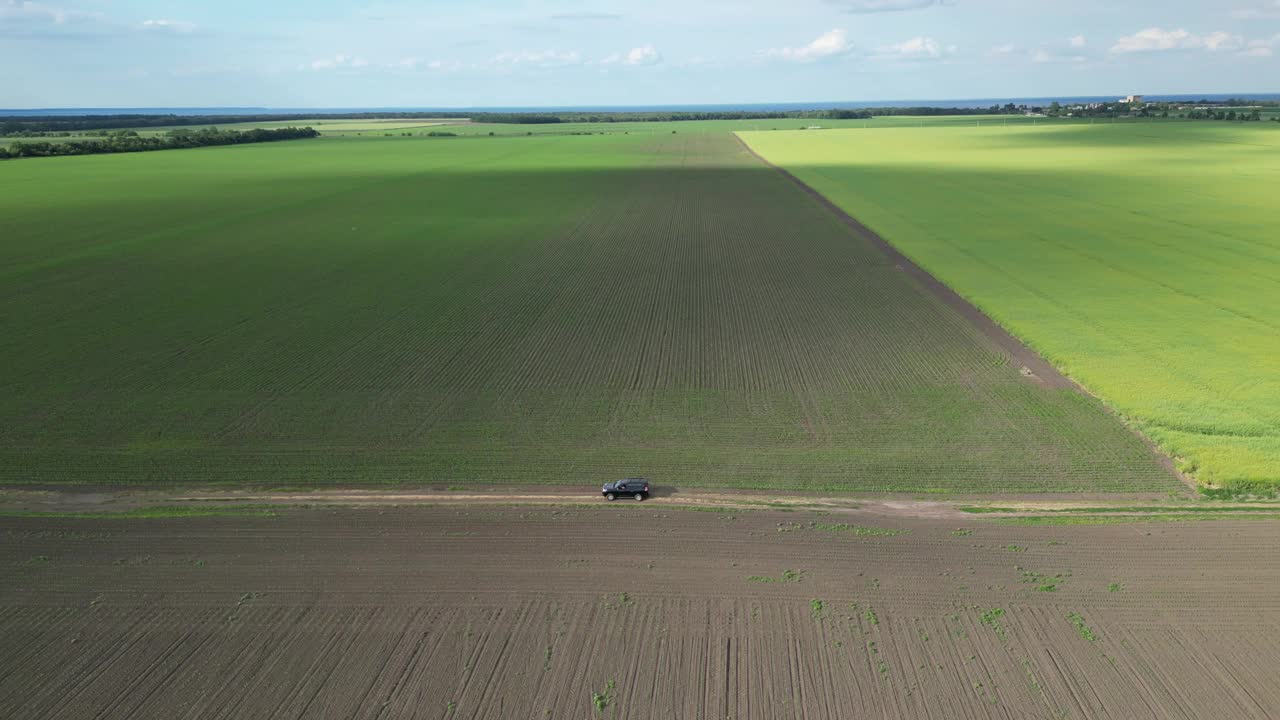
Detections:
[732, 132, 1191, 489]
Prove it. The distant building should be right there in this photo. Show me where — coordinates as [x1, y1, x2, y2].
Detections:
[1121, 95, 1145, 104]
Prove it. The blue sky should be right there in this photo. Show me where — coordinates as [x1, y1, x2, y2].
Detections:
[3, 0, 1279, 108]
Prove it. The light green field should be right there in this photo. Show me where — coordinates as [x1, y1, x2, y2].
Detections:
[741, 122, 1280, 491]
[0, 131, 1174, 491]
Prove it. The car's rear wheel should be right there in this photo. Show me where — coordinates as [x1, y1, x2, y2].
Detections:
[634, 493, 644, 501]
[605, 493, 615, 501]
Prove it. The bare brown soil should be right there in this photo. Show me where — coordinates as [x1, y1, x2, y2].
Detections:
[4, 505, 1278, 718]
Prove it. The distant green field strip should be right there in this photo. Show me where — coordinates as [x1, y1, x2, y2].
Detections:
[741, 123, 1280, 489]
[0, 130, 1175, 491]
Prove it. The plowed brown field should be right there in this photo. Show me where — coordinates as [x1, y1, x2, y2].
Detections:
[3, 506, 1278, 718]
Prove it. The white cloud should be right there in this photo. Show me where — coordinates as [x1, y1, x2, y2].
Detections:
[874, 36, 951, 60]
[1032, 48, 1085, 64]
[304, 54, 369, 71]
[141, 18, 196, 33]
[1, 0, 64, 23]
[763, 29, 853, 62]
[602, 45, 661, 66]
[549, 11, 623, 21]
[1232, 1, 1280, 20]
[1111, 28, 1199, 53]
[989, 42, 1085, 64]
[492, 49, 582, 67]
[0, 0, 100, 26]
[1203, 31, 1244, 51]
[829, 0, 941, 13]
[623, 45, 660, 65]
[1243, 34, 1280, 56]
[1111, 28, 1244, 54]
[1069, 35, 1086, 48]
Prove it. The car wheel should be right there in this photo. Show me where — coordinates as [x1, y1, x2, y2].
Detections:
[634, 493, 644, 501]
[605, 493, 615, 501]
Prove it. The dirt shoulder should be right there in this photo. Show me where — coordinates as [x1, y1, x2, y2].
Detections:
[0, 483, 1232, 519]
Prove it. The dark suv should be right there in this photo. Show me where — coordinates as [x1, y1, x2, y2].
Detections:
[602, 478, 650, 501]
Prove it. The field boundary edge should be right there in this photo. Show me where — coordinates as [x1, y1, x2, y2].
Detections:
[731, 131, 1191, 491]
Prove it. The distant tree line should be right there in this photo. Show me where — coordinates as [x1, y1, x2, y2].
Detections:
[0, 112, 468, 135]
[1183, 108, 1266, 122]
[473, 114, 565, 124]
[1039, 99, 1277, 121]
[0, 126, 320, 160]
[469, 107, 1036, 124]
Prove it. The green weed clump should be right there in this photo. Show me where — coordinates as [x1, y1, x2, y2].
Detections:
[810, 599, 825, 619]
[747, 569, 804, 584]
[979, 608, 1007, 640]
[591, 679, 616, 713]
[1067, 612, 1098, 642]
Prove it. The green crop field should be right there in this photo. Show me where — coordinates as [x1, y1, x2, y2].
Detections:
[0, 130, 1176, 492]
[741, 122, 1280, 491]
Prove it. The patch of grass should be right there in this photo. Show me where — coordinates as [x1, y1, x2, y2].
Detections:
[951, 528, 973, 536]
[1108, 582, 1123, 593]
[592, 679, 616, 713]
[672, 505, 747, 515]
[864, 608, 879, 626]
[1006, 545, 1027, 552]
[1067, 612, 1098, 642]
[809, 523, 908, 537]
[979, 608, 1007, 641]
[602, 592, 634, 610]
[810, 598, 825, 619]
[746, 568, 805, 584]
[1019, 569, 1070, 592]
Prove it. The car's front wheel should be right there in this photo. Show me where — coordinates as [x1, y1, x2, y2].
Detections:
[605, 493, 616, 501]
[634, 493, 644, 501]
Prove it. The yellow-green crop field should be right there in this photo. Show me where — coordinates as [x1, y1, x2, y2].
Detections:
[741, 122, 1280, 491]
